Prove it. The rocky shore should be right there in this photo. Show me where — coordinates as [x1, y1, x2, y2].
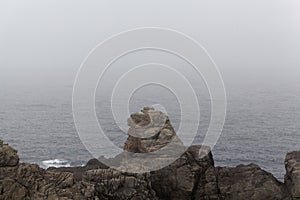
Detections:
[0, 108, 299, 200]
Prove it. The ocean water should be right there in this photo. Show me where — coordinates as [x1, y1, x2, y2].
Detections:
[0, 81, 299, 181]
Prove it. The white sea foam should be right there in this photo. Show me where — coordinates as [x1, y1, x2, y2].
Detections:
[41, 159, 71, 168]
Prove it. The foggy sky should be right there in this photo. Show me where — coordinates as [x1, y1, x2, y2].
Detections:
[0, 0, 299, 86]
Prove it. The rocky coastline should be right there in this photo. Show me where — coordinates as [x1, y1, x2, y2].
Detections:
[0, 108, 299, 200]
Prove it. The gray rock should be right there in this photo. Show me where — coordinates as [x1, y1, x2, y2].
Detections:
[0, 144, 19, 167]
[124, 107, 182, 153]
[285, 151, 300, 199]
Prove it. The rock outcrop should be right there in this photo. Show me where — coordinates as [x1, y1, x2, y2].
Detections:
[216, 164, 290, 200]
[0, 143, 19, 167]
[150, 145, 221, 200]
[285, 151, 300, 199]
[124, 107, 182, 153]
[0, 108, 298, 199]
[0, 146, 158, 199]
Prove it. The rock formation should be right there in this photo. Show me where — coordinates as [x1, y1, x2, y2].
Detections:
[216, 164, 290, 200]
[124, 107, 182, 153]
[0, 142, 19, 167]
[0, 108, 298, 199]
[0, 143, 157, 200]
[285, 151, 300, 199]
[149, 145, 221, 200]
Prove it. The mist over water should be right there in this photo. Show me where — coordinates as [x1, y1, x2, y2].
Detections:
[1, 0, 300, 180]
[1, 71, 299, 180]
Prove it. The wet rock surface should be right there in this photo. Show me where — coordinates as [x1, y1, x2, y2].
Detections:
[0, 109, 298, 199]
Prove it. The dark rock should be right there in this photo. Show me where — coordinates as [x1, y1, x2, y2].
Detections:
[86, 158, 109, 169]
[86, 158, 101, 166]
[150, 145, 222, 200]
[0, 108, 298, 199]
[216, 164, 290, 200]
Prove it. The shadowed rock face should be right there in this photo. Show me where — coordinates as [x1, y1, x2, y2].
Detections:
[150, 145, 221, 200]
[216, 164, 290, 200]
[0, 108, 297, 199]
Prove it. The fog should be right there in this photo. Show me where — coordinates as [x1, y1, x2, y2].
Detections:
[0, 0, 299, 88]
[0, 1, 300, 180]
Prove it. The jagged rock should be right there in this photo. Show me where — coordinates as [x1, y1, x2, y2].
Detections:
[0, 144, 19, 167]
[124, 107, 182, 153]
[216, 164, 290, 200]
[16, 163, 44, 188]
[150, 145, 222, 200]
[0, 108, 298, 200]
[85, 168, 158, 200]
[121, 108, 186, 173]
[285, 151, 300, 199]
[194, 166, 222, 200]
[0, 178, 26, 200]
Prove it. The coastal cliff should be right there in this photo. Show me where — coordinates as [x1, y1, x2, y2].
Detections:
[0, 108, 299, 200]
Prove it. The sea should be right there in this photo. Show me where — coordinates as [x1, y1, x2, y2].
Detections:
[0, 77, 299, 181]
